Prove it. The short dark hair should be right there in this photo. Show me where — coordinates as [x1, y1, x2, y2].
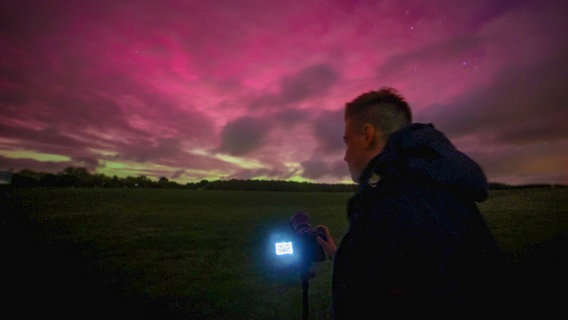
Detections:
[345, 87, 412, 135]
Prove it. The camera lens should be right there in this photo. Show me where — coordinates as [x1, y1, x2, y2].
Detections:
[289, 211, 326, 262]
[290, 211, 315, 236]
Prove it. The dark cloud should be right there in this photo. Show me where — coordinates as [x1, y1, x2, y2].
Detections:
[70, 155, 100, 170]
[464, 141, 568, 185]
[301, 159, 348, 180]
[115, 93, 216, 142]
[0, 125, 97, 161]
[217, 116, 270, 155]
[170, 169, 186, 180]
[112, 137, 231, 172]
[301, 159, 328, 179]
[378, 35, 484, 77]
[251, 63, 340, 109]
[273, 108, 310, 125]
[0, 155, 96, 173]
[312, 109, 344, 154]
[413, 40, 568, 184]
[416, 51, 568, 146]
[279, 64, 340, 103]
[117, 137, 183, 163]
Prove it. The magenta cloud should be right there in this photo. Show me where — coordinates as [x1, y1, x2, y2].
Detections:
[1, 0, 567, 185]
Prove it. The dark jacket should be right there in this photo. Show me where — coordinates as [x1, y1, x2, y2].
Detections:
[332, 123, 502, 319]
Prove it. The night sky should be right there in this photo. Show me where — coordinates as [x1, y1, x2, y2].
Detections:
[1, 0, 567, 185]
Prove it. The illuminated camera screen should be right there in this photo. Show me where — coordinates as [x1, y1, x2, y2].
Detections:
[275, 241, 294, 255]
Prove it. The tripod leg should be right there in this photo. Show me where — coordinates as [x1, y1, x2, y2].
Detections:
[302, 277, 309, 320]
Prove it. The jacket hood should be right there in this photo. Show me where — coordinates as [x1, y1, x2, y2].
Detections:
[361, 123, 488, 202]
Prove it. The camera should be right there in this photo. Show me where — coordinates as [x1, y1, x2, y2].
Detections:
[288, 211, 327, 262]
[273, 211, 327, 320]
[265, 210, 328, 282]
[264, 211, 328, 319]
[272, 211, 327, 264]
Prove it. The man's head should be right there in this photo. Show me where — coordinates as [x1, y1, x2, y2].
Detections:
[343, 87, 412, 183]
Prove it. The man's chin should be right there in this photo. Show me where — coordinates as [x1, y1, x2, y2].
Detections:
[349, 173, 360, 184]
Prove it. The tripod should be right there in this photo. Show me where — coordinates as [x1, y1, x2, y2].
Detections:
[300, 263, 316, 320]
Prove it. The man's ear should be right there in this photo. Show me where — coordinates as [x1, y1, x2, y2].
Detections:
[363, 124, 375, 148]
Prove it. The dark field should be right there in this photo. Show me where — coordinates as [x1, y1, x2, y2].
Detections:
[1, 187, 566, 319]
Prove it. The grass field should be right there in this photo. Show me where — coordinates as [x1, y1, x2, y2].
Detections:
[2, 187, 566, 319]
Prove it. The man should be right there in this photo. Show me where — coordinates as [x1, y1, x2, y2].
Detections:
[316, 88, 502, 319]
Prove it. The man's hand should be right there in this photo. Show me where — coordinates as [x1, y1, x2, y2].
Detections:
[316, 225, 337, 260]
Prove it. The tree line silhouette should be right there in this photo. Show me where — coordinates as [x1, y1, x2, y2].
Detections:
[2, 167, 564, 191]
[5, 167, 357, 192]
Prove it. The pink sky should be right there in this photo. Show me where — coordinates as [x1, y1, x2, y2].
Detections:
[1, 0, 567, 185]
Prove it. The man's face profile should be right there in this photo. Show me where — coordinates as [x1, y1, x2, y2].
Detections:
[343, 118, 367, 183]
